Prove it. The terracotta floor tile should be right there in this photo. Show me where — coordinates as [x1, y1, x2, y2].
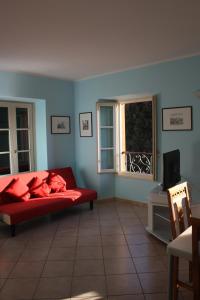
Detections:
[0, 200, 167, 299]
[33, 277, 71, 299]
[129, 243, 159, 258]
[77, 235, 102, 246]
[76, 246, 103, 259]
[144, 293, 168, 300]
[51, 236, 77, 247]
[100, 226, 123, 235]
[71, 275, 106, 299]
[108, 295, 145, 300]
[47, 246, 76, 260]
[0, 278, 38, 300]
[126, 234, 154, 245]
[19, 247, 49, 262]
[101, 235, 126, 246]
[102, 245, 130, 258]
[74, 259, 104, 276]
[138, 272, 168, 293]
[55, 228, 78, 237]
[120, 217, 142, 227]
[104, 258, 136, 274]
[0, 247, 23, 262]
[106, 274, 142, 295]
[122, 224, 145, 234]
[42, 260, 74, 277]
[78, 228, 101, 236]
[133, 257, 165, 273]
[0, 261, 15, 278]
[9, 262, 44, 278]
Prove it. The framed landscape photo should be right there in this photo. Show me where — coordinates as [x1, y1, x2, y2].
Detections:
[51, 116, 71, 134]
[79, 112, 93, 137]
[162, 106, 192, 131]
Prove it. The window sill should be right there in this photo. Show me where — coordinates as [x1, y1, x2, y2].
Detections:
[116, 172, 154, 181]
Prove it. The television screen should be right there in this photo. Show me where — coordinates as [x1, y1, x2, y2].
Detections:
[162, 149, 181, 191]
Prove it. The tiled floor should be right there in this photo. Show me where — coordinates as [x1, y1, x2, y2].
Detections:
[0, 199, 193, 300]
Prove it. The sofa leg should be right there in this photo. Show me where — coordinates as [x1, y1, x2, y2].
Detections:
[90, 200, 93, 210]
[10, 225, 16, 237]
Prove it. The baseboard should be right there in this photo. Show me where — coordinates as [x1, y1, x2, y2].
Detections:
[96, 197, 147, 207]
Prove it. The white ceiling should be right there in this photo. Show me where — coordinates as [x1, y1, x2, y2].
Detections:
[0, 0, 200, 81]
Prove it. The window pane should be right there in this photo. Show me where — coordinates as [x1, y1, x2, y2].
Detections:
[16, 108, 28, 128]
[0, 131, 9, 152]
[101, 128, 113, 148]
[0, 107, 9, 128]
[100, 106, 113, 126]
[124, 101, 152, 174]
[0, 154, 10, 175]
[18, 152, 30, 172]
[17, 130, 29, 150]
[125, 101, 152, 152]
[101, 149, 114, 169]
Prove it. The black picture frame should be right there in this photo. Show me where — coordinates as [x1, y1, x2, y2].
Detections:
[162, 106, 192, 131]
[79, 112, 93, 137]
[51, 115, 71, 134]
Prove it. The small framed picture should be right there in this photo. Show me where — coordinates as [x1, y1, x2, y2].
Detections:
[51, 116, 71, 134]
[162, 106, 192, 131]
[79, 112, 93, 137]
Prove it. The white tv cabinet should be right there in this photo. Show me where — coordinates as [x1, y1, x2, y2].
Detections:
[146, 184, 172, 244]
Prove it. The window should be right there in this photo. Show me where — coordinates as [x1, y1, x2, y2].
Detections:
[96, 102, 117, 172]
[0, 101, 34, 175]
[97, 96, 156, 180]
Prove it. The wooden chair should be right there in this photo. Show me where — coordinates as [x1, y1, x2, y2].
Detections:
[167, 182, 191, 240]
[167, 218, 200, 300]
[191, 216, 200, 300]
[167, 182, 192, 300]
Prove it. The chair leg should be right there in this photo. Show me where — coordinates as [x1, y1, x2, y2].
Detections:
[189, 261, 192, 282]
[172, 256, 179, 300]
[168, 255, 174, 300]
[193, 262, 200, 300]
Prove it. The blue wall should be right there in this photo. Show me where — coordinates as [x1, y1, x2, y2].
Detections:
[1, 56, 200, 204]
[0, 72, 75, 170]
[74, 56, 200, 203]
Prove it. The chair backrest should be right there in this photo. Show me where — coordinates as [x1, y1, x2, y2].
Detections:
[167, 182, 191, 239]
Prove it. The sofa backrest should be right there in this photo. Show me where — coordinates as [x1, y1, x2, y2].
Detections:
[0, 167, 76, 194]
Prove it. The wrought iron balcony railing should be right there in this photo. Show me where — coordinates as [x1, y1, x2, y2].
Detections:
[122, 151, 152, 175]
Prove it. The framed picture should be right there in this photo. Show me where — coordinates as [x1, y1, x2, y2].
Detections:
[162, 106, 192, 131]
[51, 115, 71, 134]
[79, 112, 93, 137]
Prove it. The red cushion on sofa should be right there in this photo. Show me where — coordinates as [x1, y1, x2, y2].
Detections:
[49, 167, 77, 189]
[2, 178, 30, 203]
[48, 173, 67, 193]
[28, 177, 51, 198]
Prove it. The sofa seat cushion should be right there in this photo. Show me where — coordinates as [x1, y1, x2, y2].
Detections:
[62, 188, 97, 203]
[0, 188, 97, 225]
[0, 196, 74, 224]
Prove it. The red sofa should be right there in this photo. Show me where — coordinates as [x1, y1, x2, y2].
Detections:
[0, 167, 97, 236]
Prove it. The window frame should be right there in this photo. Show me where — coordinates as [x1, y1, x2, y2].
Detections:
[117, 96, 157, 181]
[0, 101, 35, 175]
[97, 96, 157, 181]
[96, 101, 118, 173]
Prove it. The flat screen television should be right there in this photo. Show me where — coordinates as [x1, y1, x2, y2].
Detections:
[162, 149, 181, 191]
